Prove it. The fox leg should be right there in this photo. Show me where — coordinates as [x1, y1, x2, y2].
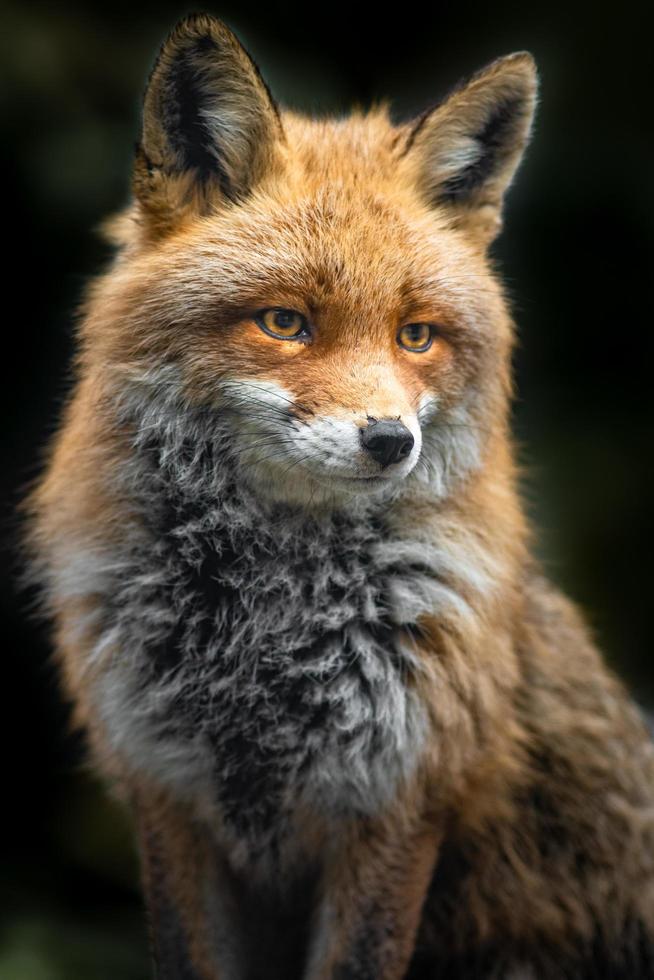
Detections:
[135, 792, 239, 980]
[135, 790, 325, 980]
[135, 789, 439, 980]
[306, 815, 441, 980]
[138, 819, 206, 980]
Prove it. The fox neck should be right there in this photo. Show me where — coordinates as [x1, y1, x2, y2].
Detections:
[81, 384, 526, 839]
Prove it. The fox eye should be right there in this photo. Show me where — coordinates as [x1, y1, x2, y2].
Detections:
[397, 323, 433, 352]
[256, 308, 309, 341]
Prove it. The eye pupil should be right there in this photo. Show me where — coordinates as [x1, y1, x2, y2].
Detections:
[274, 311, 294, 328]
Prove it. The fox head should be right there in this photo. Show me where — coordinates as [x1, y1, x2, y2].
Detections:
[87, 14, 537, 508]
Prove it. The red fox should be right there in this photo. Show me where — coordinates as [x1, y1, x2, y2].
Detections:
[26, 13, 654, 979]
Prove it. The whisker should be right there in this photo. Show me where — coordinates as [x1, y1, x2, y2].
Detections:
[221, 381, 315, 417]
[439, 422, 491, 436]
[221, 410, 300, 429]
[240, 436, 299, 456]
[220, 396, 312, 428]
[220, 397, 299, 420]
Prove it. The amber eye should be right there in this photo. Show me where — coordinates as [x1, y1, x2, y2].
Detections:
[256, 308, 309, 340]
[397, 323, 434, 352]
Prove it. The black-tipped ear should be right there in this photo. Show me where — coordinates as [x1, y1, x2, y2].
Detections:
[134, 14, 283, 234]
[399, 53, 538, 244]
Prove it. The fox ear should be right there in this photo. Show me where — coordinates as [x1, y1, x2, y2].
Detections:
[400, 53, 538, 244]
[134, 14, 283, 234]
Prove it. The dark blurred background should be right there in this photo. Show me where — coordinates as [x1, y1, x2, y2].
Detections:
[1, 1, 652, 976]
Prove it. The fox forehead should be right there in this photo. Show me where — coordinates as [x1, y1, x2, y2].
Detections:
[93, 167, 509, 410]
[122, 163, 500, 335]
[281, 107, 410, 185]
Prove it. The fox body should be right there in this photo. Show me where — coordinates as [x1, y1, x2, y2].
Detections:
[27, 14, 654, 980]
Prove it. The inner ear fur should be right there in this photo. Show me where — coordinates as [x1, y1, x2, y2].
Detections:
[134, 14, 284, 235]
[399, 53, 538, 244]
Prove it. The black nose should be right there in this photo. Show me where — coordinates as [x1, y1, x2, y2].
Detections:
[360, 419, 415, 468]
